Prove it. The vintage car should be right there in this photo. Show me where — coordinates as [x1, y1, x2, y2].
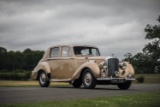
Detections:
[31, 45, 135, 90]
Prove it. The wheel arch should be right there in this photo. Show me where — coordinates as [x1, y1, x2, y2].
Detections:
[31, 62, 51, 80]
[36, 69, 45, 80]
[36, 69, 51, 80]
[78, 67, 90, 80]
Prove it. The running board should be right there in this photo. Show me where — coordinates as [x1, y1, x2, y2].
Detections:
[50, 79, 71, 82]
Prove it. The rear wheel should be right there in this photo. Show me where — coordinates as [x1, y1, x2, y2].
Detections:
[82, 69, 96, 89]
[39, 71, 50, 87]
[117, 81, 132, 90]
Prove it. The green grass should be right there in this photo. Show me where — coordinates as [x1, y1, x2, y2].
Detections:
[0, 92, 160, 107]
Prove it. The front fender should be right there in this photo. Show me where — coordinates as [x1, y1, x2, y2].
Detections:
[71, 60, 100, 80]
[119, 62, 135, 78]
[31, 62, 51, 80]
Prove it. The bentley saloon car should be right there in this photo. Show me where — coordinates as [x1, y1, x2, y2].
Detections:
[31, 45, 135, 89]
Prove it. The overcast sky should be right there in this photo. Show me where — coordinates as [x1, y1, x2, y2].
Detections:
[0, 0, 159, 59]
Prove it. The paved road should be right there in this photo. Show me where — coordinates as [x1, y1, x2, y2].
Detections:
[0, 84, 160, 105]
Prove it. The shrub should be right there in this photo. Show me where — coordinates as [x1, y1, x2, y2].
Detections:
[136, 75, 144, 83]
[0, 71, 31, 80]
[0, 69, 8, 73]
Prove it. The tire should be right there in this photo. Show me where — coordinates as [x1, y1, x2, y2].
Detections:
[82, 69, 96, 89]
[38, 71, 50, 87]
[72, 79, 82, 88]
[117, 81, 132, 90]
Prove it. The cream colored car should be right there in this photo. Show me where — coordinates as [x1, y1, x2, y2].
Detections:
[31, 45, 135, 89]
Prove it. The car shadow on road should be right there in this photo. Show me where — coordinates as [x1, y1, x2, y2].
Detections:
[50, 85, 135, 91]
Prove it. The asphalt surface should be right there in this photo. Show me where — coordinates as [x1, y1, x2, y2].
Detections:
[0, 84, 160, 105]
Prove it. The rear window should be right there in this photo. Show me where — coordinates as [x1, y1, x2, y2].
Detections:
[50, 47, 59, 58]
[62, 47, 71, 57]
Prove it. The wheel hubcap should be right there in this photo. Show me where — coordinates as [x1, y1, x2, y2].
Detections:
[84, 72, 92, 86]
[40, 73, 46, 84]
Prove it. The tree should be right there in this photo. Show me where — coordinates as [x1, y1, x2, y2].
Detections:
[123, 15, 160, 73]
[23, 48, 32, 54]
[7, 51, 16, 71]
[0, 47, 7, 70]
[143, 15, 160, 61]
[123, 52, 132, 62]
[143, 15, 160, 73]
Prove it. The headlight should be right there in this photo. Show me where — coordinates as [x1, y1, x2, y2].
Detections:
[99, 62, 107, 77]
[120, 62, 127, 70]
[99, 62, 104, 69]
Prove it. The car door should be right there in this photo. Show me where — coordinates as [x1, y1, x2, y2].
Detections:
[47, 47, 61, 79]
[58, 46, 76, 79]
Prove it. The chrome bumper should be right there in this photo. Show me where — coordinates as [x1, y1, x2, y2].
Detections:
[97, 77, 135, 81]
[96, 77, 135, 84]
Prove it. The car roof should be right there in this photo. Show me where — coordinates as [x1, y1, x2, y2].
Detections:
[49, 44, 99, 49]
[40, 44, 100, 61]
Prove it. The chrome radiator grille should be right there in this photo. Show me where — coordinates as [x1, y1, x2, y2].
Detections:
[106, 58, 119, 76]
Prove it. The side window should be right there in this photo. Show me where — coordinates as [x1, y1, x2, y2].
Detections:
[92, 48, 99, 56]
[62, 47, 71, 57]
[81, 49, 89, 55]
[50, 47, 59, 58]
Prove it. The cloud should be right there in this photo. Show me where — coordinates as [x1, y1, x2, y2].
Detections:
[0, 0, 159, 59]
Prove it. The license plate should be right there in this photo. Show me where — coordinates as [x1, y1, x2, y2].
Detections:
[111, 79, 125, 83]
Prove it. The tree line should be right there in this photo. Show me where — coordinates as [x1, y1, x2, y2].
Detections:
[123, 16, 160, 73]
[0, 47, 44, 72]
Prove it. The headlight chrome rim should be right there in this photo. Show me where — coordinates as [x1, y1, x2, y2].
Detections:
[120, 62, 127, 70]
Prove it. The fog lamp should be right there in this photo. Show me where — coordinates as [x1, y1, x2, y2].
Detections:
[128, 74, 132, 77]
[103, 66, 107, 69]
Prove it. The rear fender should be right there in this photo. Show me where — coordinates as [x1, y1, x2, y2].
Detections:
[31, 62, 51, 80]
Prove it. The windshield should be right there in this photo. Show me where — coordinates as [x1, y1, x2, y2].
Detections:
[74, 46, 100, 56]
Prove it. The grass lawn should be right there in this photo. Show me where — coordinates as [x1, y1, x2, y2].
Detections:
[0, 92, 160, 107]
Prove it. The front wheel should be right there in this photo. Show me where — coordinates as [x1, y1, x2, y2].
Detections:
[72, 79, 82, 88]
[117, 81, 132, 90]
[39, 71, 50, 87]
[82, 69, 96, 89]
